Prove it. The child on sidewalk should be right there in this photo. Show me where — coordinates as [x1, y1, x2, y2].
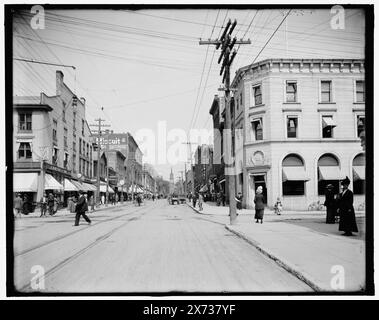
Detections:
[274, 197, 283, 215]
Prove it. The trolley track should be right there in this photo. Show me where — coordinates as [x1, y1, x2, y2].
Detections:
[14, 204, 148, 257]
[17, 202, 163, 292]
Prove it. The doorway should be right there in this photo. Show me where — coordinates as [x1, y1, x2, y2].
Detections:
[253, 174, 267, 204]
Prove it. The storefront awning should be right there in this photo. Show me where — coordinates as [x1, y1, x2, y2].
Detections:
[282, 167, 310, 182]
[14, 172, 38, 192]
[322, 117, 337, 128]
[71, 180, 85, 191]
[318, 166, 345, 181]
[45, 174, 64, 191]
[353, 166, 365, 181]
[64, 178, 79, 191]
[199, 185, 208, 192]
[82, 182, 97, 191]
[100, 184, 114, 193]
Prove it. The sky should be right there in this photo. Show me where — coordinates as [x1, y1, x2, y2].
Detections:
[12, 6, 365, 181]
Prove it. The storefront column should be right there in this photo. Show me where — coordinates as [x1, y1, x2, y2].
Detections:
[37, 161, 45, 200]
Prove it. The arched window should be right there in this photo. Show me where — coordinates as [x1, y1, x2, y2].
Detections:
[318, 153, 342, 195]
[353, 153, 365, 195]
[282, 154, 308, 196]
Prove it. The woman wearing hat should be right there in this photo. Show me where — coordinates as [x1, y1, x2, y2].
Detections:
[254, 186, 265, 224]
[337, 176, 358, 236]
[324, 184, 337, 224]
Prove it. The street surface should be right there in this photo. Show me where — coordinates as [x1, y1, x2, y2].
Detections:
[14, 200, 312, 293]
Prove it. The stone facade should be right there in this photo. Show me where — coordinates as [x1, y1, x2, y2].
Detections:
[230, 59, 365, 211]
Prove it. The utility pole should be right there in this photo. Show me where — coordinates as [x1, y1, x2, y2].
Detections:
[182, 141, 195, 194]
[200, 19, 250, 225]
[184, 162, 187, 195]
[90, 118, 110, 206]
[105, 129, 110, 207]
[179, 170, 185, 195]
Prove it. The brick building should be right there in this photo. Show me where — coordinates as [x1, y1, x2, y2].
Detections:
[13, 70, 95, 208]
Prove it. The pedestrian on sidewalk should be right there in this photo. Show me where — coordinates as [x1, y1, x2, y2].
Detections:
[89, 195, 95, 212]
[192, 192, 198, 208]
[47, 193, 55, 215]
[14, 193, 23, 219]
[235, 192, 243, 215]
[254, 186, 265, 224]
[198, 193, 204, 211]
[337, 177, 358, 236]
[74, 191, 91, 226]
[324, 184, 337, 224]
[220, 191, 226, 206]
[22, 194, 30, 215]
[101, 194, 105, 205]
[52, 195, 59, 215]
[274, 197, 283, 215]
[39, 193, 48, 217]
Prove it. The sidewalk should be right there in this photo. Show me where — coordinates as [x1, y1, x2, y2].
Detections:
[17, 200, 135, 219]
[191, 201, 365, 218]
[188, 202, 366, 292]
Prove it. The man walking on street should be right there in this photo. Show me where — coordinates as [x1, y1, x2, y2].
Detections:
[74, 191, 91, 226]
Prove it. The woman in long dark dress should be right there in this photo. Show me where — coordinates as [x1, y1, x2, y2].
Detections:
[254, 186, 265, 224]
[337, 177, 358, 236]
[324, 184, 337, 224]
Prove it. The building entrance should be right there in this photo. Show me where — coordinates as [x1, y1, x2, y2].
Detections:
[253, 174, 267, 204]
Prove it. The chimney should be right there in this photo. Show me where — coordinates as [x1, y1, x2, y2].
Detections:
[80, 97, 86, 106]
[56, 71, 64, 96]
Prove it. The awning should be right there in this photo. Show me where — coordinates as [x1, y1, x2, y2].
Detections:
[71, 180, 85, 191]
[322, 117, 336, 128]
[64, 178, 79, 191]
[353, 166, 365, 181]
[199, 185, 208, 192]
[45, 174, 64, 191]
[282, 167, 310, 182]
[82, 182, 97, 191]
[318, 166, 345, 181]
[100, 183, 114, 193]
[13, 172, 38, 192]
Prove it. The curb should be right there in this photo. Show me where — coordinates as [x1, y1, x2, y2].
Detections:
[186, 203, 204, 215]
[224, 224, 322, 292]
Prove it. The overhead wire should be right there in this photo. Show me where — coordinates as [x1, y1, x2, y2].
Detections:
[187, 10, 220, 135]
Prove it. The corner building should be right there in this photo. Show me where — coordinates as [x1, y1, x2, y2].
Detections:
[231, 59, 365, 210]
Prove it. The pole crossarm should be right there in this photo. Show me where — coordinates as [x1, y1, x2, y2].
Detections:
[199, 40, 251, 45]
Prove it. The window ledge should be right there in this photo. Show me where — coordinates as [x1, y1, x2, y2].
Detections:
[250, 104, 265, 108]
[17, 130, 33, 134]
[282, 108, 302, 112]
[317, 107, 337, 112]
[283, 102, 301, 105]
[353, 102, 365, 105]
[318, 102, 336, 104]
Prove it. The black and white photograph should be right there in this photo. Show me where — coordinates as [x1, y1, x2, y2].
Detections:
[3, 2, 374, 298]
